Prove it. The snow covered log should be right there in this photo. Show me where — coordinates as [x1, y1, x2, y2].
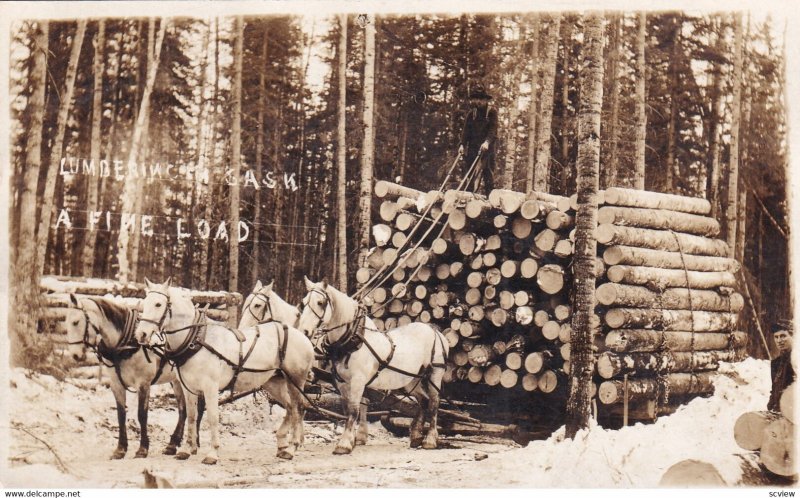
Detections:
[606, 265, 736, 289]
[604, 308, 739, 331]
[598, 372, 715, 404]
[596, 283, 744, 312]
[597, 205, 720, 237]
[596, 349, 745, 379]
[595, 224, 730, 257]
[603, 187, 711, 215]
[373, 180, 423, 201]
[603, 245, 740, 272]
[604, 330, 748, 353]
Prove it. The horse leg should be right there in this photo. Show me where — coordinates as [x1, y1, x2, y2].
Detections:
[333, 380, 364, 455]
[176, 390, 199, 460]
[134, 384, 151, 458]
[422, 373, 444, 450]
[164, 380, 185, 455]
[196, 394, 205, 447]
[201, 384, 220, 465]
[263, 375, 293, 457]
[355, 398, 369, 446]
[409, 392, 428, 449]
[110, 377, 127, 459]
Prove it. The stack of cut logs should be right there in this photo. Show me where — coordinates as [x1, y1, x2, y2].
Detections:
[39, 276, 242, 361]
[361, 181, 747, 419]
[734, 384, 796, 477]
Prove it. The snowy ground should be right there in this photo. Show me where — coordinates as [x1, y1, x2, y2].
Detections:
[0, 358, 781, 488]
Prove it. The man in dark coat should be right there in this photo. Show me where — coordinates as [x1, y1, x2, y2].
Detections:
[458, 84, 497, 195]
[768, 318, 795, 412]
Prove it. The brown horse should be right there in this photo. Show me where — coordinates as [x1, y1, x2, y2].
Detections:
[134, 278, 314, 464]
[65, 295, 195, 459]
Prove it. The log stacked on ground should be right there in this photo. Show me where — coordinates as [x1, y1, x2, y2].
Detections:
[361, 183, 746, 422]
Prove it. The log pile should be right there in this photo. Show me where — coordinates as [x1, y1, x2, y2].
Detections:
[38, 276, 242, 352]
[361, 182, 747, 420]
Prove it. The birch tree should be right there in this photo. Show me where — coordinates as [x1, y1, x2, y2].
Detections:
[726, 13, 743, 255]
[35, 20, 86, 277]
[602, 14, 621, 188]
[566, 12, 604, 439]
[251, 24, 268, 284]
[664, 15, 681, 193]
[706, 23, 724, 218]
[115, 19, 167, 284]
[229, 16, 244, 292]
[524, 14, 541, 192]
[633, 12, 646, 189]
[358, 14, 376, 266]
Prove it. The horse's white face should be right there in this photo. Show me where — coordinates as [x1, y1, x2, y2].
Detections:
[135, 277, 172, 347]
[297, 276, 331, 337]
[64, 298, 99, 362]
[239, 280, 275, 329]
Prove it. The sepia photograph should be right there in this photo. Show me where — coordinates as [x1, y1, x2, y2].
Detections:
[0, 0, 796, 490]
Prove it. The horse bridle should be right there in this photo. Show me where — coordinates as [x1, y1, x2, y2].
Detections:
[66, 305, 101, 350]
[301, 288, 332, 336]
[138, 289, 173, 344]
[245, 292, 273, 324]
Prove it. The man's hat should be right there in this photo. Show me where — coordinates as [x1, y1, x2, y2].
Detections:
[772, 318, 794, 334]
[469, 84, 492, 100]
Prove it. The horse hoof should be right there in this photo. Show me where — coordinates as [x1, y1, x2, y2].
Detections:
[176, 451, 191, 460]
[110, 448, 126, 460]
[409, 438, 423, 449]
[134, 448, 148, 459]
[163, 446, 177, 456]
[422, 440, 438, 450]
[355, 438, 367, 446]
[202, 456, 218, 465]
[276, 450, 294, 460]
[333, 446, 352, 455]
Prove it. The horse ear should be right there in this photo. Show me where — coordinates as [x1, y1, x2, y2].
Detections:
[304, 276, 313, 291]
[322, 277, 328, 289]
[144, 277, 153, 288]
[255, 280, 263, 291]
[69, 293, 79, 307]
[264, 280, 273, 293]
[164, 276, 172, 287]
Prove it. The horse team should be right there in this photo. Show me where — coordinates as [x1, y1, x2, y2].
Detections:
[64, 277, 449, 465]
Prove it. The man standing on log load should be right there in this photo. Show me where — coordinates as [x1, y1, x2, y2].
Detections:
[458, 84, 497, 195]
[768, 319, 795, 413]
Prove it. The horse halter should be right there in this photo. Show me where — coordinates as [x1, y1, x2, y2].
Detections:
[138, 289, 173, 343]
[245, 292, 273, 324]
[302, 288, 331, 335]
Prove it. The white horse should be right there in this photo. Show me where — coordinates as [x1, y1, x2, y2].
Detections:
[297, 277, 449, 454]
[64, 295, 194, 459]
[239, 280, 300, 330]
[134, 278, 314, 464]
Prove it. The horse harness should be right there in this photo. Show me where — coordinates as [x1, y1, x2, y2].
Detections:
[144, 290, 289, 395]
[245, 292, 273, 324]
[310, 290, 447, 390]
[68, 306, 168, 392]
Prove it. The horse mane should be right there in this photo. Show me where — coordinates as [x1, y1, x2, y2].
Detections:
[324, 284, 357, 328]
[87, 297, 129, 332]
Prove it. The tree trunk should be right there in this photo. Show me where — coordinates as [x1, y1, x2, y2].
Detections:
[559, 20, 573, 190]
[597, 349, 743, 379]
[358, 15, 377, 267]
[228, 16, 244, 292]
[664, 15, 681, 193]
[596, 282, 744, 312]
[602, 14, 621, 189]
[502, 23, 527, 189]
[595, 224, 729, 257]
[12, 20, 48, 366]
[633, 12, 646, 189]
[726, 13, 743, 255]
[597, 205, 720, 237]
[707, 26, 724, 219]
[604, 187, 711, 214]
[604, 308, 738, 331]
[606, 265, 736, 289]
[533, 14, 561, 192]
[565, 12, 603, 440]
[35, 20, 87, 278]
[81, 20, 106, 276]
[598, 372, 715, 405]
[525, 14, 541, 193]
[116, 19, 167, 284]
[250, 24, 268, 285]
[760, 417, 795, 477]
[337, 14, 349, 291]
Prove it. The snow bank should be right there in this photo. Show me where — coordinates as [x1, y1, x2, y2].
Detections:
[504, 358, 772, 487]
